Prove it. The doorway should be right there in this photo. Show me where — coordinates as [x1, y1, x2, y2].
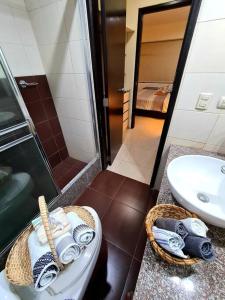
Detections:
[87, 0, 201, 185]
[109, 2, 191, 184]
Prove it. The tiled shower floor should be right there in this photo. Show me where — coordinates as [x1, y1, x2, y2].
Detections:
[52, 157, 86, 189]
[74, 170, 158, 299]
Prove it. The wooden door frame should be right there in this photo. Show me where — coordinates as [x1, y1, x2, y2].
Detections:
[86, 0, 109, 169]
[130, 0, 202, 187]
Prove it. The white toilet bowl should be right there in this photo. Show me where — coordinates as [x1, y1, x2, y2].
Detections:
[0, 206, 102, 300]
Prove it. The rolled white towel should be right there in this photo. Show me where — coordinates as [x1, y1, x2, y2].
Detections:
[67, 212, 95, 246]
[152, 226, 188, 259]
[54, 232, 81, 264]
[28, 232, 59, 292]
[181, 218, 208, 238]
[32, 207, 71, 244]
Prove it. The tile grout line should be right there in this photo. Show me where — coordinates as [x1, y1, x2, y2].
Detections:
[103, 238, 133, 259]
[100, 198, 114, 221]
[87, 186, 115, 200]
[112, 199, 146, 215]
[111, 176, 127, 199]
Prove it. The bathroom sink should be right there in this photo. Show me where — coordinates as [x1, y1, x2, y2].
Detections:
[167, 155, 225, 228]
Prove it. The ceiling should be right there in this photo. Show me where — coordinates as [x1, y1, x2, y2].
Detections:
[142, 6, 191, 42]
[143, 6, 190, 27]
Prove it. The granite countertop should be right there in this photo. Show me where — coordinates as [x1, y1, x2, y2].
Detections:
[134, 144, 225, 300]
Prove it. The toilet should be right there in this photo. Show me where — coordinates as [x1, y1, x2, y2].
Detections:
[0, 207, 102, 300]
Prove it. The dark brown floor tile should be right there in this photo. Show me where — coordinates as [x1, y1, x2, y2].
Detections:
[68, 163, 85, 175]
[75, 188, 113, 219]
[60, 170, 78, 186]
[48, 152, 61, 168]
[43, 138, 57, 157]
[121, 258, 141, 300]
[54, 133, 66, 150]
[52, 162, 65, 180]
[36, 75, 52, 99]
[102, 201, 145, 256]
[64, 157, 81, 166]
[134, 224, 147, 262]
[42, 98, 57, 119]
[36, 121, 52, 142]
[59, 147, 69, 160]
[49, 117, 62, 135]
[55, 176, 69, 189]
[19, 88, 40, 104]
[84, 241, 132, 300]
[114, 177, 157, 213]
[27, 101, 47, 124]
[90, 170, 125, 198]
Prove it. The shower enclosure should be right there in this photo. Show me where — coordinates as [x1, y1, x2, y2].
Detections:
[0, 49, 58, 252]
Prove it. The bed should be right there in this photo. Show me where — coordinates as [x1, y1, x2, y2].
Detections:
[136, 82, 172, 119]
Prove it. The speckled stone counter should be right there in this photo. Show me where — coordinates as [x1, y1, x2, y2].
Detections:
[134, 144, 225, 300]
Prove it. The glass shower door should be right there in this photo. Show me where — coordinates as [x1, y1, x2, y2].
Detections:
[0, 48, 58, 253]
[0, 51, 27, 132]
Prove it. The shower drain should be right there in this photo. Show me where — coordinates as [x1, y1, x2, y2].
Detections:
[197, 193, 210, 203]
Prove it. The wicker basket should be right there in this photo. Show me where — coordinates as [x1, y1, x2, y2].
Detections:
[5, 196, 95, 286]
[145, 204, 200, 265]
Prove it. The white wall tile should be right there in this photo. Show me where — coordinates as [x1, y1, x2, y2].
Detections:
[24, 45, 45, 74]
[187, 20, 225, 73]
[29, 2, 67, 45]
[39, 43, 73, 74]
[66, 143, 95, 163]
[176, 73, 225, 114]
[198, 0, 225, 22]
[70, 134, 96, 154]
[55, 97, 91, 121]
[2, 43, 30, 76]
[69, 41, 86, 73]
[0, 3, 20, 43]
[6, 0, 26, 10]
[47, 74, 77, 98]
[70, 119, 94, 139]
[24, 0, 40, 11]
[168, 110, 218, 142]
[62, 0, 82, 41]
[0, 2, 45, 76]
[73, 74, 89, 99]
[13, 8, 37, 45]
[39, 0, 56, 7]
[207, 115, 225, 146]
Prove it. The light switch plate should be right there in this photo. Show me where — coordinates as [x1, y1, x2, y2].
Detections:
[195, 93, 212, 110]
[217, 96, 225, 109]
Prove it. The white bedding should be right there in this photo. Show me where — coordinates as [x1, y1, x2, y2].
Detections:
[136, 82, 172, 113]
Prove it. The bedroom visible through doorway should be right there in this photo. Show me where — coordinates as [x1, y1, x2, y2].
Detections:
[108, 4, 191, 184]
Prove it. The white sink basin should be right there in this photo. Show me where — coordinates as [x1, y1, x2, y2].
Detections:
[167, 155, 225, 228]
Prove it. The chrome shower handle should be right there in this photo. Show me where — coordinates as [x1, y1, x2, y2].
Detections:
[19, 80, 39, 88]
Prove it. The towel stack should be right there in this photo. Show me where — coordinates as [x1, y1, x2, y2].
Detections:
[153, 217, 215, 261]
[28, 207, 95, 291]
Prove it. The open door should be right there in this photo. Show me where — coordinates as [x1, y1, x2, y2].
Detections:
[101, 0, 126, 163]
